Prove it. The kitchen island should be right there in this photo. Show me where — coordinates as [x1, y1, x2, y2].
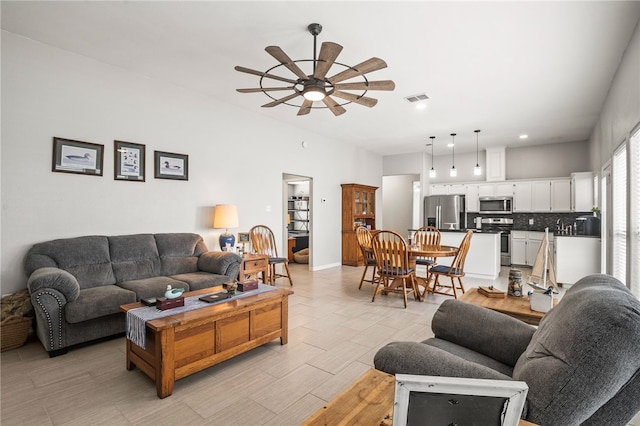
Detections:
[436, 230, 501, 280]
[554, 235, 601, 286]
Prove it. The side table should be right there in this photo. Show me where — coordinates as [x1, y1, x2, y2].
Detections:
[239, 253, 269, 283]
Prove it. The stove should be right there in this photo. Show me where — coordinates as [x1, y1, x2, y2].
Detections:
[480, 218, 514, 266]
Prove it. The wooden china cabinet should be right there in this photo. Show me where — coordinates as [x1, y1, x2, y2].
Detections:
[341, 183, 378, 266]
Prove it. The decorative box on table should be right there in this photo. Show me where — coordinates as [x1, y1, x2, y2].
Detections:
[156, 296, 184, 310]
[238, 280, 259, 292]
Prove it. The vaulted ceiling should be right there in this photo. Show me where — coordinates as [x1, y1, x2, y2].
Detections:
[2, 1, 639, 156]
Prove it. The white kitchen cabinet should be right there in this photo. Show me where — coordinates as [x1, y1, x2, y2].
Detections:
[513, 182, 532, 212]
[477, 184, 495, 197]
[466, 184, 479, 212]
[532, 181, 551, 211]
[511, 231, 553, 266]
[555, 236, 601, 285]
[551, 179, 571, 212]
[495, 183, 513, 197]
[448, 184, 466, 195]
[571, 172, 595, 212]
[477, 183, 512, 198]
[430, 184, 448, 195]
[530, 179, 571, 212]
[511, 232, 527, 265]
[485, 147, 506, 181]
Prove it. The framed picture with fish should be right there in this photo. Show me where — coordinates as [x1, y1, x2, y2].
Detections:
[114, 140, 145, 182]
[52, 137, 104, 176]
[154, 150, 188, 181]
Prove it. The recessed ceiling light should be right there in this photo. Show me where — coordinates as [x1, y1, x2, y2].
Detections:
[415, 103, 427, 110]
[519, 134, 528, 139]
[447, 142, 454, 148]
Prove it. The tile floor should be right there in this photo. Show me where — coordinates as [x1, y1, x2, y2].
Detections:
[1, 264, 638, 425]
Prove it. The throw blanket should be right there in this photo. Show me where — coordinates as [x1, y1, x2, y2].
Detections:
[126, 284, 277, 349]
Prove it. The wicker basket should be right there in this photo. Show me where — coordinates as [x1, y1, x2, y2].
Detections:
[1, 316, 33, 352]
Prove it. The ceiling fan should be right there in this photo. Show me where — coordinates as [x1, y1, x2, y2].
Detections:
[235, 23, 395, 116]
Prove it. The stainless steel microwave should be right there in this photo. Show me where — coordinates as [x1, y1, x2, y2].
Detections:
[479, 196, 513, 214]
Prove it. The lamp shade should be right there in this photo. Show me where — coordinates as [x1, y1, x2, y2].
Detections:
[213, 204, 239, 249]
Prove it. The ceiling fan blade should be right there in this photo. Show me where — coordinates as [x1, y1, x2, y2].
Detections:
[265, 46, 308, 80]
[334, 80, 396, 91]
[322, 96, 347, 116]
[235, 66, 298, 84]
[332, 91, 378, 108]
[328, 57, 388, 84]
[261, 92, 301, 108]
[297, 99, 313, 116]
[237, 86, 295, 93]
[313, 42, 343, 80]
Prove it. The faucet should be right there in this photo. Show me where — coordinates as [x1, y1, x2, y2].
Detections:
[556, 219, 564, 233]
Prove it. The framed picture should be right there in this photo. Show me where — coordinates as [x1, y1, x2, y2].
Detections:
[114, 140, 145, 182]
[52, 137, 104, 176]
[238, 232, 250, 243]
[392, 374, 528, 426]
[154, 150, 188, 181]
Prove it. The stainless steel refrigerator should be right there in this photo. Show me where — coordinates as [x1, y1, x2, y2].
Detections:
[424, 195, 466, 230]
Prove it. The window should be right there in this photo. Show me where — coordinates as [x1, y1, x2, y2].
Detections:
[629, 127, 640, 298]
[611, 144, 626, 284]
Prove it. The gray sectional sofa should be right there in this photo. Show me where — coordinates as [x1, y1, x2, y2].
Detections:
[24, 233, 241, 356]
[374, 274, 640, 425]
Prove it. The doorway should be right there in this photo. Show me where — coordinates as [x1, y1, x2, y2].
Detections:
[382, 174, 420, 238]
[283, 174, 312, 269]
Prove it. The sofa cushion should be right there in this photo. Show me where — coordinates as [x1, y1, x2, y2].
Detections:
[24, 236, 115, 289]
[65, 285, 136, 323]
[117, 276, 189, 300]
[109, 234, 161, 282]
[513, 274, 640, 425]
[155, 233, 206, 275]
[170, 272, 230, 291]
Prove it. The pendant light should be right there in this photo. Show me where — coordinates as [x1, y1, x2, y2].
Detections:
[474, 129, 482, 176]
[429, 136, 436, 178]
[450, 133, 457, 177]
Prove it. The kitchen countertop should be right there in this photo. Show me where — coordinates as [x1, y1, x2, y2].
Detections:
[409, 229, 501, 234]
[553, 234, 601, 238]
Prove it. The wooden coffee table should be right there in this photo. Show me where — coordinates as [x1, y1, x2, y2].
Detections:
[120, 285, 293, 398]
[459, 287, 557, 326]
[303, 368, 538, 426]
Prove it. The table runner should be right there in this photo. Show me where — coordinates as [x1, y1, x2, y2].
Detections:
[126, 284, 277, 349]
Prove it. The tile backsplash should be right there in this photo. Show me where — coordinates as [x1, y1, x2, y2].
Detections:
[467, 211, 595, 232]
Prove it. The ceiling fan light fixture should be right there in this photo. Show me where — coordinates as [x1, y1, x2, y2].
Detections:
[302, 84, 326, 101]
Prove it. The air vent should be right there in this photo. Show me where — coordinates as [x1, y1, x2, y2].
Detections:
[404, 93, 429, 103]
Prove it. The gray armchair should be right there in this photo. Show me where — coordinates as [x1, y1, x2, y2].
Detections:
[374, 274, 640, 425]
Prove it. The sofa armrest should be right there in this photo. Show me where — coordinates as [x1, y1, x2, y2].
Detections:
[27, 267, 80, 352]
[432, 299, 536, 367]
[374, 341, 513, 380]
[198, 251, 242, 279]
[27, 267, 80, 302]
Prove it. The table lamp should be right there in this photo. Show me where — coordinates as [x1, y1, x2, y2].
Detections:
[213, 204, 239, 250]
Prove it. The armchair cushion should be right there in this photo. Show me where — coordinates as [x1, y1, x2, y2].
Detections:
[374, 341, 511, 381]
[432, 299, 536, 367]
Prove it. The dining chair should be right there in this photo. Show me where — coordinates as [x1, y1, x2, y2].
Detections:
[423, 230, 473, 299]
[412, 226, 441, 279]
[355, 226, 377, 290]
[371, 230, 419, 308]
[249, 225, 293, 286]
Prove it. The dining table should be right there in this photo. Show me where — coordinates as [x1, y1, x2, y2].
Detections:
[408, 244, 459, 300]
[363, 242, 459, 302]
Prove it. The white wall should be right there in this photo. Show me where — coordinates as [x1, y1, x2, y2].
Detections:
[506, 140, 590, 179]
[0, 33, 383, 294]
[590, 20, 640, 171]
